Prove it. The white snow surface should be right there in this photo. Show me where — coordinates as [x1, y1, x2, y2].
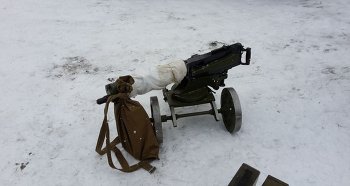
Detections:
[1, 0, 350, 185]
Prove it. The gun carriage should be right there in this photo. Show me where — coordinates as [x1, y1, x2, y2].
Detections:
[150, 43, 251, 143]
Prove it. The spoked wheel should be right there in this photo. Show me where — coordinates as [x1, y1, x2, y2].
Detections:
[220, 87, 242, 133]
[150, 96, 163, 144]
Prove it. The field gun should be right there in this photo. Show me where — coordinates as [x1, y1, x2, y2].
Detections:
[150, 43, 251, 143]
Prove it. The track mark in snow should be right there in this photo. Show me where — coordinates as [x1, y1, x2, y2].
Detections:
[186, 26, 197, 31]
[341, 66, 350, 73]
[300, 0, 324, 9]
[283, 37, 341, 53]
[48, 144, 64, 160]
[167, 12, 185, 21]
[321, 66, 350, 83]
[171, 144, 178, 152]
[323, 48, 338, 53]
[321, 67, 336, 75]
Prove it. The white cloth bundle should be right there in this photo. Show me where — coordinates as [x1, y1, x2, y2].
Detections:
[129, 60, 187, 97]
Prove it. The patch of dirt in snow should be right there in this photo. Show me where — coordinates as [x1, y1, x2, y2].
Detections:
[14, 152, 34, 171]
[196, 41, 229, 53]
[15, 162, 29, 171]
[208, 41, 227, 48]
[47, 56, 114, 80]
[47, 56, 97, 79]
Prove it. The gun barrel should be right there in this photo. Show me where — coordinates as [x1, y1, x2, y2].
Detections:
[96, 95, 109, 105]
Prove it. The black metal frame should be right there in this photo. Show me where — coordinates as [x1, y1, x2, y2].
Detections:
[150, 87, 242, 144]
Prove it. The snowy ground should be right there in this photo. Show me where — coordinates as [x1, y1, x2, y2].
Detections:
[1, 0, 350, 185]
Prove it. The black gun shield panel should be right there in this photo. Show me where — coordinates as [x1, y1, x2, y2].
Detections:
[150, 96, 163, 143]
[220, 87, 242, 133]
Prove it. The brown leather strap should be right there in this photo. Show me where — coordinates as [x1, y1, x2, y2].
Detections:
[95, 95, 156, 173]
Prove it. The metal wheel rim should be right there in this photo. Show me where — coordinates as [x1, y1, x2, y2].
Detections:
[150, 96, 163, 143]
[220, 87, 242, 133]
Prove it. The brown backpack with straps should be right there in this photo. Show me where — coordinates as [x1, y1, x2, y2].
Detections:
[95, 76, 160, 173]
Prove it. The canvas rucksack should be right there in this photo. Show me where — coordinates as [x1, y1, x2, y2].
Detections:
[95, 76, 160, 173]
